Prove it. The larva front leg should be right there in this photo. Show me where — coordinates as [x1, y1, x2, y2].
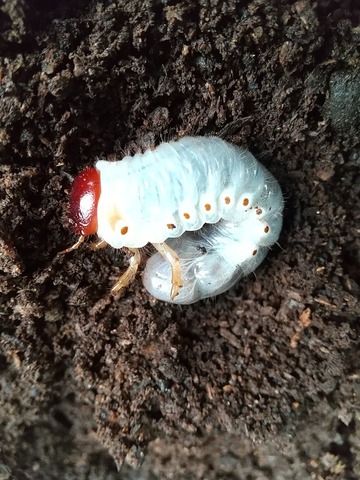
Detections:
[111, 248, 142, 294]
[90, 239, 108, 250]
[152, 242, 182, 300]
[60, 235, 85, 254]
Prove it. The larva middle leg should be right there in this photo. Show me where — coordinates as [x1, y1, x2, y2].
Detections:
[111, 248, 142, 294]
[152, 242, 182, 299]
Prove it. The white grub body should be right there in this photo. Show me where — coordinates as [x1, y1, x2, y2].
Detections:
[96, 136, 284, 304]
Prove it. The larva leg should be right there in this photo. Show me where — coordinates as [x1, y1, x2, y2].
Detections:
[60, 235, 85, 254]
[111, 248, 141, 294]
[152, 242, 182, 300]
[90, 239, 108, 250]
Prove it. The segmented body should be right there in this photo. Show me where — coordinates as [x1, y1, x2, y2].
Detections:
[94, 136, 283, 304]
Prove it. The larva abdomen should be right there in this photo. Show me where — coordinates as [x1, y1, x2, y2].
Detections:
[95, 137, 268, 249]
[143, 223, 270, 305]
[140, 138, 284, 304]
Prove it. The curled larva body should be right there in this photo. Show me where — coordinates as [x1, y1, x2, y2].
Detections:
[142, 140, 283, 304]
[143, 223, 270, 304]
[65, 136, 283, 304]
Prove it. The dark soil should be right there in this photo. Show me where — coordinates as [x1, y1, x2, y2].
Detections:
[0, 1, 359, 479]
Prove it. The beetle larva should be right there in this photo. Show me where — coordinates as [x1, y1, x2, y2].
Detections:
[63, 136, 283, 304]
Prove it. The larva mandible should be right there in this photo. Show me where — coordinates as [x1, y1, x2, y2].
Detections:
[64, 136, 283, 304]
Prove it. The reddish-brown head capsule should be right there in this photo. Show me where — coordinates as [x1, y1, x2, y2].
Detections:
[68, 168, 101, 236]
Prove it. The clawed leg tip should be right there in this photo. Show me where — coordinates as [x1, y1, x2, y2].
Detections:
[170, 285, 182, 300]
[59, 235, 85, 255]
[111, 284, 123, 295]
[111, 248, 141, 296]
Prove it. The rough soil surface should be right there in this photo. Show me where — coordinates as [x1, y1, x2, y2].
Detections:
[0, 1, 359, 479]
